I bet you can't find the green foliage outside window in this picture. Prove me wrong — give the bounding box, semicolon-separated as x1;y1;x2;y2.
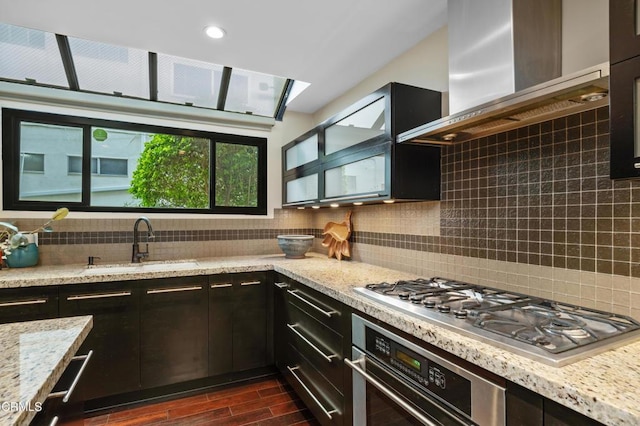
130;135;259;209
130;134;210;208
215;142;258;207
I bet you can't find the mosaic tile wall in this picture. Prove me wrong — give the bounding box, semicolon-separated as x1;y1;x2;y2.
440;106;640;278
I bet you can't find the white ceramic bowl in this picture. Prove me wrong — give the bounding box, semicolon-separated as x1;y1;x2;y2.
277;235;314;259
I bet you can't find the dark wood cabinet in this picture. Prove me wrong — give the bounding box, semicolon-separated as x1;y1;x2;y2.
609;0;640;179
609;0;640;65
0;285;58;324
209;272;271;375
58;282;140;401
209;274;234;375
274;274;351;426
282;82;441;208
506;382;603;426
140;276;209;388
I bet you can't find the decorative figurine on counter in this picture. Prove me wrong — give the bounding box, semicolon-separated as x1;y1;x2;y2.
322;210;352;260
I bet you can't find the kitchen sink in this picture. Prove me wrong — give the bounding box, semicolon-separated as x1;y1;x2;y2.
81;260;200;275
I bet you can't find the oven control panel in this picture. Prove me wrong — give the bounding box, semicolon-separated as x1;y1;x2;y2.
366;327;472;415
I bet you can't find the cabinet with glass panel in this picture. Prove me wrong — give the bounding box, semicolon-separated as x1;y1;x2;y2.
609;0;640;178
282;83;441;207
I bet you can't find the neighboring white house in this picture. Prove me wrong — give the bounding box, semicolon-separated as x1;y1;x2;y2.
20;122;151;206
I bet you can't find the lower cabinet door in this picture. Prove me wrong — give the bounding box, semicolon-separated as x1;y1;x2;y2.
233;273;269;371
209;272;270;375
209;275;234;375
140;276;208;388
59;282;140;400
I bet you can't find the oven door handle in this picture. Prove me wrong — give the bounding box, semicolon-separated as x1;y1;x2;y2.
345;356;440;426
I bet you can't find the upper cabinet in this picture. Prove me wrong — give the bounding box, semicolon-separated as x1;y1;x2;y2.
610;0;640;178
282;83;442;208
609;0;640;64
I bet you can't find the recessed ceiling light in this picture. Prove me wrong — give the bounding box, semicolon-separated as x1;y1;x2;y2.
204;26;226;39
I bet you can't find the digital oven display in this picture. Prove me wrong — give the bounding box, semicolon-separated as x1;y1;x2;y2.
396;349;421;371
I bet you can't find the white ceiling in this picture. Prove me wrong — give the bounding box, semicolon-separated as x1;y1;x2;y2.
0;0;447;114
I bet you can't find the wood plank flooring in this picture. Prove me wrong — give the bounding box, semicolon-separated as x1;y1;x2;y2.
72;376;320;426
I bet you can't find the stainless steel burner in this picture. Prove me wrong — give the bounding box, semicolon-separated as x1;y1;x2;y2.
354;277;640;366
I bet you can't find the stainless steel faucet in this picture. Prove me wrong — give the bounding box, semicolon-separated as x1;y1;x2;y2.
132;216;154;263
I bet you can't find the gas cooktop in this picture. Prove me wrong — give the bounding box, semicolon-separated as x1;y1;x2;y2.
354;277;640;366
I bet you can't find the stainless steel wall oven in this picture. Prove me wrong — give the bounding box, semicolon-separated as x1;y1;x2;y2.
346;314;505;425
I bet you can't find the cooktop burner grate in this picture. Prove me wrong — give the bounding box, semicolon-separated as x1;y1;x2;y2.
355;277;640;365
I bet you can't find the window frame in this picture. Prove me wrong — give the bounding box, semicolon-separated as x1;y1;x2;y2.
2;108;267;215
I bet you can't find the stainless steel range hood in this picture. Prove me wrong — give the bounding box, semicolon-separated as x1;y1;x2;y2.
397;0;609;145
397;62;609;144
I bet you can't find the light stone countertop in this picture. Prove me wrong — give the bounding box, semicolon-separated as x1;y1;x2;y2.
0;316;93;426
0;253;638;425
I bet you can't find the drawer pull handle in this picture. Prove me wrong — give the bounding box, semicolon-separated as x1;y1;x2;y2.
287;323;338;363
0;298;47;308
287;289;337;318
287;366;338;420
48;350;93;403
345;356;438;426
240;280;261;286
147;286;202;294
274;282;289;289
210;283;233;289
67;291;131;301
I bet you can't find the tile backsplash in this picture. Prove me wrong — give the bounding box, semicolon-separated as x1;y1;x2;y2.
5;106;640;319
309;106;640;320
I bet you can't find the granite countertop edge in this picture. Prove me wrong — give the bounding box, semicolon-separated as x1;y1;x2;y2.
0;316;93;426
0;253;637;425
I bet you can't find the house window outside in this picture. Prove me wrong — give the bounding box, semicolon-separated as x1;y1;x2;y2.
68;156;128;176
21;153;45;173
3;109;267;214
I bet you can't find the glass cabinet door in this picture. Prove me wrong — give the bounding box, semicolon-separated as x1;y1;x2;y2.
285;133;318;171
324;97;386;156
323;154;386;200
285;173;318;204
610;56;640;179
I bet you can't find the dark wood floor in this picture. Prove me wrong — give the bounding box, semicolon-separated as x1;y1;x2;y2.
73;376;319;426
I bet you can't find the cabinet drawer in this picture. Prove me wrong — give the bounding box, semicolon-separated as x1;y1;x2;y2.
284;282;344;332
0;286;58;324
288;303;344;389
286;345;344;426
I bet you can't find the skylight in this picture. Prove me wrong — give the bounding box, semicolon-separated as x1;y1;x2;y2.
0;22;305;120
0;23;68;88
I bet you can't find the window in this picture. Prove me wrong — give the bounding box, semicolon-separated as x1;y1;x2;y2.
0;22;303;120
21;153;45;173
68;156;128;176
2;109;267;214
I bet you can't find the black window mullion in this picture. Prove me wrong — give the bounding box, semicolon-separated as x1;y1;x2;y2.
274;79;293;121
216;67;232;110
82;125;92;206
55;35;80;91
149;52;158;101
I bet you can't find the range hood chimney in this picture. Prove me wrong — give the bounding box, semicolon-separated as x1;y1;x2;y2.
398;0;609;144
